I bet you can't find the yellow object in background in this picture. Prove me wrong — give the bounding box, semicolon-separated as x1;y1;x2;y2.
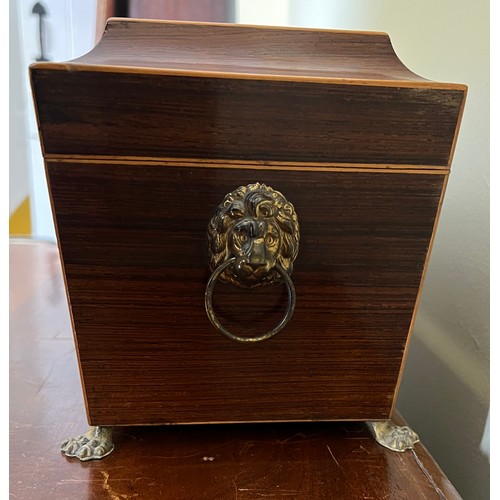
9;196;32;236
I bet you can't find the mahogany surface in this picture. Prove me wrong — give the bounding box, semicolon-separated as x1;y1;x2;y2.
30;20;466;165
29;19;466;429
10;240;462;499
48;19;433;80
45;161;444;425
31;69;464;165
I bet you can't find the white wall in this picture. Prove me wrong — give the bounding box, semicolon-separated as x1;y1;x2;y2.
10;0;33;219
14;0;98;240
238;0;289;26
238;1;489;498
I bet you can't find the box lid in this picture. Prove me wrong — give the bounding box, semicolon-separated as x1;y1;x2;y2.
30;19;467;166
45;19;433;83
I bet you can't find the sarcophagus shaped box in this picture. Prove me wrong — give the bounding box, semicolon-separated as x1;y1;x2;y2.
30;19;466;435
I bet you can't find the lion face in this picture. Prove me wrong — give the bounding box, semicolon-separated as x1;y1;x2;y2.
208;183;299;288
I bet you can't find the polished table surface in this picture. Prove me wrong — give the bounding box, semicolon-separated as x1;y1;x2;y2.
10;239;461;499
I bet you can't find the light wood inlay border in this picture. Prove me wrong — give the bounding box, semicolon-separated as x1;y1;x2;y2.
32;62;468;90
46;156;450;175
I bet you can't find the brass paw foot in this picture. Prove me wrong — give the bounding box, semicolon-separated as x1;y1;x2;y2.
61;426;114;461
367;420;419;452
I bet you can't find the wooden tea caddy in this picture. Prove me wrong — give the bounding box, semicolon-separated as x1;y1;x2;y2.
30;19;466;461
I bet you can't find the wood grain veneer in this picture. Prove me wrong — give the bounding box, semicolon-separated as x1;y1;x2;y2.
42;18;437;82
46;161;444;425
30;19;466;166
32;70;464;165
10;239;463;499
30;19;466;427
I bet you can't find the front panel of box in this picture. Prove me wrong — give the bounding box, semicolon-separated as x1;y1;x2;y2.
46;160;444;426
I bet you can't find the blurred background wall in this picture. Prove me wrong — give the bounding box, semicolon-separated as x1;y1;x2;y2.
10;0;98;240
10;1;489;497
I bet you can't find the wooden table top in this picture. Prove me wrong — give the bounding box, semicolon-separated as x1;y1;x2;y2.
10;239;461;499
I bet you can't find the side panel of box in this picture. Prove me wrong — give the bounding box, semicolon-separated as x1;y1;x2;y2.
45;160;444;425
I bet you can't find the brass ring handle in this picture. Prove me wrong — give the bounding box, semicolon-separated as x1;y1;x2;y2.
205;257;296;343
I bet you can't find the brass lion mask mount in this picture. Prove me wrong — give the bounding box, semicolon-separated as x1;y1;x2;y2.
205;183;299;343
